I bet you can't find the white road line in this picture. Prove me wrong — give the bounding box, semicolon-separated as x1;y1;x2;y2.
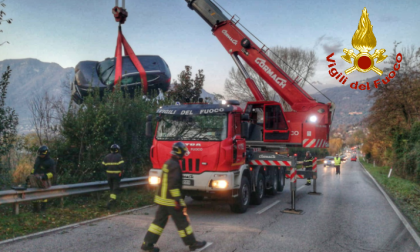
360;162;420;248
297;185;306;191
256;200;280;214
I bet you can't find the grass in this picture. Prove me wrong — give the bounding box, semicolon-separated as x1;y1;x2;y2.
0;187;155;241
360;159;420;233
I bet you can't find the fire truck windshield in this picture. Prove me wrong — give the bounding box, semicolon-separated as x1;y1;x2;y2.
156;114;228;141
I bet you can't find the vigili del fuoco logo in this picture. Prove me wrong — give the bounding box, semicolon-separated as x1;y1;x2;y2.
326;7;403;90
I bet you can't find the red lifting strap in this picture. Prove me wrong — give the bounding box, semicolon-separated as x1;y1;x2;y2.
114;27;148;94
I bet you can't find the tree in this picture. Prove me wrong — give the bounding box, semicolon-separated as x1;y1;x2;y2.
0;66;18;175
224;46;317;110
0;0;13;45
168;66;204;103
361;42;420;179
28;91;65;146
328;138;343;156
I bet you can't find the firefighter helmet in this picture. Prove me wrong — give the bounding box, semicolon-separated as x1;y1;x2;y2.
38;145;49;156
110;144;120;153
171;142;189;158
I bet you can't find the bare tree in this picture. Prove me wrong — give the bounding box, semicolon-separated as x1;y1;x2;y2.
28;91;65;146
0;0;13;44
224;46;317;110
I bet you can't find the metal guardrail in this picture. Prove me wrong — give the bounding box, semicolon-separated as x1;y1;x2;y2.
0;177;148;215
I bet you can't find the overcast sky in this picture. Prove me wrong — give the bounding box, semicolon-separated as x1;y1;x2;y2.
1;0;419;97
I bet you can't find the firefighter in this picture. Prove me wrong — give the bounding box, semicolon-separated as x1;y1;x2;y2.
141;142;208;252
102;144;124;209
29;145;55;213
334;153;341;175
303;151;314;186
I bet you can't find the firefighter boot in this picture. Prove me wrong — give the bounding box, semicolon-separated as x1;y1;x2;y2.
32;202;40;213
40;202;47;212
305;179;311;186
189;241;209;251
140;242;160;252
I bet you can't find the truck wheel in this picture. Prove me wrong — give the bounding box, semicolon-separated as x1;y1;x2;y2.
230;176;250;213
267;169;278;195
277;167;286;192
191;196;204;201
251;173;264;205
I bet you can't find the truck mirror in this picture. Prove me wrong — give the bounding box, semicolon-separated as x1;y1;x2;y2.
146;114;153;137
241;121;249;138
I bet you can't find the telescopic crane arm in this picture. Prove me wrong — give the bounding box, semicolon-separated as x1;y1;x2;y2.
186;0;332;126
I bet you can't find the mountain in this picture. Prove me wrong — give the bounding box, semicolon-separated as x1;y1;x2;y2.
311;77;379;129
0;59;74;133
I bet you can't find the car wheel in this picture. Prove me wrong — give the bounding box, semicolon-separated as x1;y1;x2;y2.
230;176;250;213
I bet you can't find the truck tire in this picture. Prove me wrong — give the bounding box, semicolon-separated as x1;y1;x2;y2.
191;196;204;201
277;167;286;192
251;173;264;205
267;168;278;195
230;176;250;213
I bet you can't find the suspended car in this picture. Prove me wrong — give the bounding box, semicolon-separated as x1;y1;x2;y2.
71;55;171;104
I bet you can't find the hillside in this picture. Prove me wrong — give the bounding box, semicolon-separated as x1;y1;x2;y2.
0;59;74;132
311;78;378;129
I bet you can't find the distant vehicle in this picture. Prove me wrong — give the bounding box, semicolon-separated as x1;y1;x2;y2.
351;156;357;162
340;155;347;162
323;156;335;167
71;55;171;104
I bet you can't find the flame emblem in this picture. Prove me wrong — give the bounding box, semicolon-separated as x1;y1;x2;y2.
341;8;387;75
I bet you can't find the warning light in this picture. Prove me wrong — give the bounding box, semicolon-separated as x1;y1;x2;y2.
294;153;297;156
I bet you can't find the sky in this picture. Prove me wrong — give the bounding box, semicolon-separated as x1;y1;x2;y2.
1;0;419;97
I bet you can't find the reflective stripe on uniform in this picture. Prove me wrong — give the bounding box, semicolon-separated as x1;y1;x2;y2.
170;189;181;198
178;230;186;237
110;194;117;199
185;225;193;235
148;224;163;235
46;172;53;179
154;195;186;207
102;161;124;166
106;170;122;174
161;165;168;199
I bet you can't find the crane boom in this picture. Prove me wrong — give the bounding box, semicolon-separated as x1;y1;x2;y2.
186;0;332;113
186;0;333;147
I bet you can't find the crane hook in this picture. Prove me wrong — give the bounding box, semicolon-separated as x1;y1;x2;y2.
112;0;128;24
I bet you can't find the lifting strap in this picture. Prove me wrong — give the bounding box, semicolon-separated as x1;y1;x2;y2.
112;4;148;94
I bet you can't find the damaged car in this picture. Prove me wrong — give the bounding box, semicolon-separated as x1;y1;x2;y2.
71;55;171;104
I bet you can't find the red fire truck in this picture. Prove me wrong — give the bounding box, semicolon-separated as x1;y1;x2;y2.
147;0;333;213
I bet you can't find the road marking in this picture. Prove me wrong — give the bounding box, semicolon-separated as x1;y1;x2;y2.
256;200;280;214
360;162;420;248
297;185;306;191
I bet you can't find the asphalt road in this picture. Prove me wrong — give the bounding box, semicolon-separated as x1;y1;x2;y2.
1;158;419;252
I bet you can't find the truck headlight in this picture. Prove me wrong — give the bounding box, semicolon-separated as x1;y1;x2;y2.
212;180;228;189
324;160;327;164
309;115;317;123
149;176;161;185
